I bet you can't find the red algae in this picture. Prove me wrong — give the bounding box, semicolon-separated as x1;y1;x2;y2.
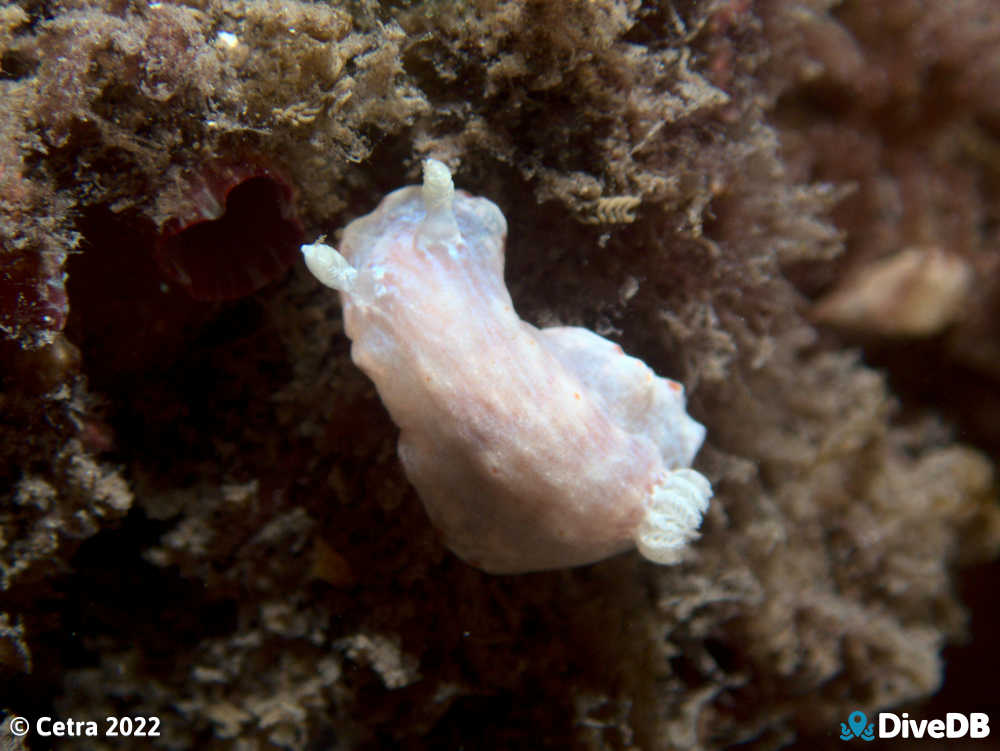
154;162;303;301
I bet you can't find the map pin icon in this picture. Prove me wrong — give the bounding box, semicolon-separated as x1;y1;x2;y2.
848;711;867;737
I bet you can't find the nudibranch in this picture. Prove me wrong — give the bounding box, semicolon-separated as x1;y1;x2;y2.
302;160;712;574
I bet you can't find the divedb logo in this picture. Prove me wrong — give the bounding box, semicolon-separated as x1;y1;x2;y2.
840;710;991;741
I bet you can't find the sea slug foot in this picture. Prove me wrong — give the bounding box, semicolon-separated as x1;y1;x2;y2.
636;468;713;565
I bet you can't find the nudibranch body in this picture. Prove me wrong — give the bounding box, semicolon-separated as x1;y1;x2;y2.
302;160;712;574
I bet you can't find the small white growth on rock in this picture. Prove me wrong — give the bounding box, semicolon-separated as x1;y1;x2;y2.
215;30;239;49
302;159;712;573
338;632;419;689
813;246;973;337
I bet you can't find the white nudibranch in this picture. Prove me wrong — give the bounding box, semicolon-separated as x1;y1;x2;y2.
302;159;712;574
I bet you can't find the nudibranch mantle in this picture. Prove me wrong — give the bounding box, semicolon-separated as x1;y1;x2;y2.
302;160;712;574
